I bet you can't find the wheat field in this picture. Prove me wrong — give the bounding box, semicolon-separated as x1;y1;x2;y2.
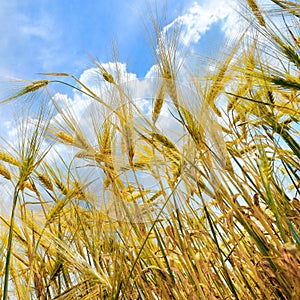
0;1;299;299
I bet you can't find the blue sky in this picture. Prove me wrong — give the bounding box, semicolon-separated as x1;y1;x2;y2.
0;0;181;79
0;0;238;82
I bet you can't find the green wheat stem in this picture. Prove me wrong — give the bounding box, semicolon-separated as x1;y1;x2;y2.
3;186;20;300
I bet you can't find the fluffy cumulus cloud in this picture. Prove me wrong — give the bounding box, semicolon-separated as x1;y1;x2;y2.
49;61;194;161
164;0;240;47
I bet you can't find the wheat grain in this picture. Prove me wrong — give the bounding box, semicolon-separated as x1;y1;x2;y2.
0;163;11;180
164;72;178;106
21;181;36;192
247;0;266;27
123;123;134;164
4;80;50;104
93;59;115;84
37;173;54;191
55;179;70;196
291;198;300;212
24;80;50;93
147;190;163;203
151;133;176;150
102;72;115;84
152;83;165;124
0;152;20;167
57;131;74;144
46;200;66;222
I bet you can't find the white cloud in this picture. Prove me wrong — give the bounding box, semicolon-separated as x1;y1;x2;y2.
49;63;141;151
145;64;159;79
51;62;189;150
20;15;57;41
79;63;137;86
163;0;241;47
53;92;74;107
78;62;138;98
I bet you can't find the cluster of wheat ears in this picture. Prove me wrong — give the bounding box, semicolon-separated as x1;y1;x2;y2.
0;0;299;299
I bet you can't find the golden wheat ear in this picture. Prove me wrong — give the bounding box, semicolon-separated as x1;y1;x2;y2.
0;151;20;167
0;163;12;180
37;172;54;191
0;80;50;105
152;82;165;124
246;0;266;27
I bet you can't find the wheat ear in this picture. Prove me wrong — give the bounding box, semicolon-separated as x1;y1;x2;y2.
0;163;11;180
